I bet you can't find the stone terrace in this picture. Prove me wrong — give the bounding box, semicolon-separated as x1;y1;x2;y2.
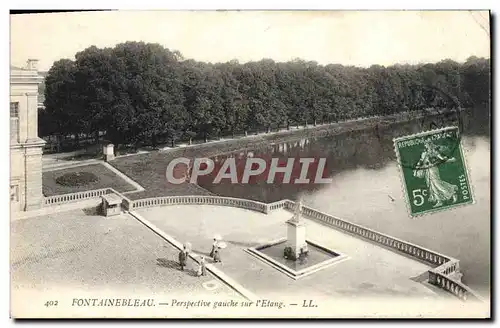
135;205;455;301
11;209;240;300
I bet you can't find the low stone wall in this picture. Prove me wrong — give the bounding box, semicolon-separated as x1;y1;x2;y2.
428;267;482;302
44;188;109;206
43;187;133;211
266;199;289;212
279;200;484;302
129;195;268;214
292;201;451;266
40;192;484;302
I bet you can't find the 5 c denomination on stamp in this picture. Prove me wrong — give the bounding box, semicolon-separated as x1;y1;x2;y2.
394;126;474;217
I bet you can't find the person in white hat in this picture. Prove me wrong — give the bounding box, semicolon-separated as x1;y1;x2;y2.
210;238;218;259
197;256;207;277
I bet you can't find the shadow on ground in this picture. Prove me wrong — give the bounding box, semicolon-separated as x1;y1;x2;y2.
410;271;429;283
226;240;260;248
156;258;179;269
191;250;212;258
83;206;101;216
156;258;199;277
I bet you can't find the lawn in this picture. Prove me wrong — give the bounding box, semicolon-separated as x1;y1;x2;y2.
110;150;215;200
109;138;274;200
42;163;137;196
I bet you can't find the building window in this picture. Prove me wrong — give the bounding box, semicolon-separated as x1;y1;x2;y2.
10;185;19;202
10;102;19;118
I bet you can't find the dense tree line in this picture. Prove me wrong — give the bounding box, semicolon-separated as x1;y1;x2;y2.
40;41;490;149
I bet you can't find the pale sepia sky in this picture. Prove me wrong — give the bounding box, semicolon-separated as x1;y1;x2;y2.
10;10;490;71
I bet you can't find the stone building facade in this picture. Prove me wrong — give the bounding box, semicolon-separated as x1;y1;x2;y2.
10;59;45;212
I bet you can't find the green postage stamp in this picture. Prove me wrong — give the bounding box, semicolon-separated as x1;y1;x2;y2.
394;126;474;216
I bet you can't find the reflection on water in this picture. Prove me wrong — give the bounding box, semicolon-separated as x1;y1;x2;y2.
200;111;491;297
303;137;490;297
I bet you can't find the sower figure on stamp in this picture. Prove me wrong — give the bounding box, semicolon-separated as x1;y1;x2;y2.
413;139;458;208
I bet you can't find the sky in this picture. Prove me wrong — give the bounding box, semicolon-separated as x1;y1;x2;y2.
10;10;490;72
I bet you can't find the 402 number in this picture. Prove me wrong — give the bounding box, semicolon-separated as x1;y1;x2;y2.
44;301;58;307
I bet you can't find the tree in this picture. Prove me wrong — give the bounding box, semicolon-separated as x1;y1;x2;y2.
43;43;490;152
74;46;115;142
111;42;185;147
43;59;81;149
462;57;490;107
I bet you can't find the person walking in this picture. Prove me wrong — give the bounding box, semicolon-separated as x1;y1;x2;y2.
213;248;222;263
209;238;218;259
197;256;207;277
178;246;188;271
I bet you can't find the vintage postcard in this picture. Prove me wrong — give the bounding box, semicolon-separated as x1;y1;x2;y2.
9;10;491;319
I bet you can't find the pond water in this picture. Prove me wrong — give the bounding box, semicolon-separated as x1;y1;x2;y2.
199;110;491;297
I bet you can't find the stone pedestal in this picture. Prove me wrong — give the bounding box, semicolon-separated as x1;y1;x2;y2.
103;144;115;162
24;143;44;211
101;194;122;217
285;219;308;259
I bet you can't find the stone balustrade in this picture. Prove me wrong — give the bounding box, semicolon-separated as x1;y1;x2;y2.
266;199;290;211
106;189;132;210
42;192;484;302
428;258;483;302
44;187;132;210
280;200;484;303
428;268;483;302
129;196;268;213
44;188;109;205
293;202;450;266
434;258;460;276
